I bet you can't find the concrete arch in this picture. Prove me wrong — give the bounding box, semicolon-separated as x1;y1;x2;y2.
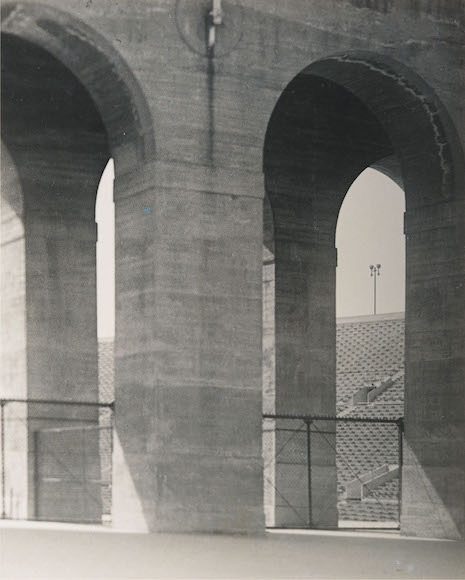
265;52;464;210
263;52;465;538
1;1;155;172
0;5;157;522
371;155;404;190
306;53;463;203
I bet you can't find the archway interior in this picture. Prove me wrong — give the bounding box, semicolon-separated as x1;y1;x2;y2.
264;71;395;420
1;33;111;401
262;167;407;529
1;32;111;522
263;166;406;412
2;5;160;529
262;70;396;528
335;167;406;527
262;55;464;535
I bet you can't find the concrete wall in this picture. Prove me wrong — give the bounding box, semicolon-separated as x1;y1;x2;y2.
112;163;265;531
1;0;464;538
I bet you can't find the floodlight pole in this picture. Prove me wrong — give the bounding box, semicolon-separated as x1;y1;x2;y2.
369;264;381;315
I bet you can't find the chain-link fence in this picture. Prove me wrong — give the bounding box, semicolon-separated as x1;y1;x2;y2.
0;399;113;524
1;401;401;528
263;414;403;529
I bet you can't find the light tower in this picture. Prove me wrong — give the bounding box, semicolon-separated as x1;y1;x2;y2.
369;264;381;315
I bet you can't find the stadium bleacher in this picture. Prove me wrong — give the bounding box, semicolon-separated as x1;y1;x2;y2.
336;313;404;524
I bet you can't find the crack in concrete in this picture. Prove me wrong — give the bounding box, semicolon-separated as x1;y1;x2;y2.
329;55;452;196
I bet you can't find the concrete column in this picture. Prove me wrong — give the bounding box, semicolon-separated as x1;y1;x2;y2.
274;238;337;415
26;210;101;521
1;146;26;400
272;215;338;528
1;145;28;518
402;200;465;539
24;210;98;403
113;161;265;532
21;164;102;522
1;145;104;521
262;221;275;526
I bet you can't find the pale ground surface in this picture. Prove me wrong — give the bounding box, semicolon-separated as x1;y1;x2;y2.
1;522;464;580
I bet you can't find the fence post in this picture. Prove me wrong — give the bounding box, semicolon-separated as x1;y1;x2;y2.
33;429;40;521
306;419;312;528
1;400;5;519
397;417;404;526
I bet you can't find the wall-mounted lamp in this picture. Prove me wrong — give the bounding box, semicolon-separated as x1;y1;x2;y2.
207;0;223;52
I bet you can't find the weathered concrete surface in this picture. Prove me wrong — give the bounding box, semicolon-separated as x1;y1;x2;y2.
112;162;265;531
1;146;28;519
2;33;107;403
1;0;464;537
271;226;338;528
1;33;107;520
1;145;26;401
403;201;465;539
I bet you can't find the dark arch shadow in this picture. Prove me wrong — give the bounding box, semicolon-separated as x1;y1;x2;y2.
1;2;155;172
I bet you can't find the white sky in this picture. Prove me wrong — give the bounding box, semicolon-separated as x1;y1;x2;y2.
336;168;405;318
95;159;115;339
95;162;405;338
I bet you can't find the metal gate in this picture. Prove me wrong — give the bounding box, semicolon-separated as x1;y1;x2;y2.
35;425;101;523
0;399;113;524
263;414;403;530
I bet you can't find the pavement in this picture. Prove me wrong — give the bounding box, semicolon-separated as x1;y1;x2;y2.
1;522;464;579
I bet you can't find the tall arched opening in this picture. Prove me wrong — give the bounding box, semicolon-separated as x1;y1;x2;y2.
336;166;405;318
263;53;465;539
335;167;406;528
1;3;153;522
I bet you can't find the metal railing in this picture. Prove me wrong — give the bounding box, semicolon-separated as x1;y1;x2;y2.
0;398;114;524
263;413;403;530
0;401;403;528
